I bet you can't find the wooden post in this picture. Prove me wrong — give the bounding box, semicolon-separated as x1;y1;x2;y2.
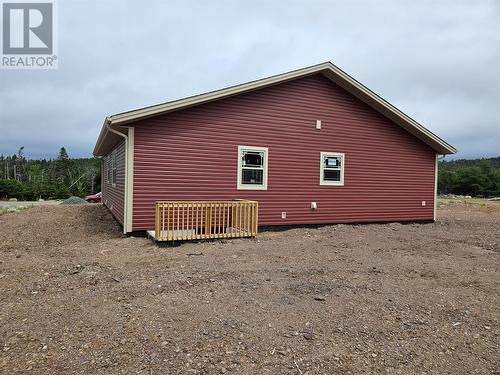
155;203;160;240
255;202;259;236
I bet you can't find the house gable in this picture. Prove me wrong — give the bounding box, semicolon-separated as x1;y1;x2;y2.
93;61;456;156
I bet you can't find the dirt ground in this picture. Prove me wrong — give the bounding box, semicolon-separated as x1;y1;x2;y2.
0;202;498;374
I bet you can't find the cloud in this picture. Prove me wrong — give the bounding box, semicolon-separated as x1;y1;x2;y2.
0;0;498;159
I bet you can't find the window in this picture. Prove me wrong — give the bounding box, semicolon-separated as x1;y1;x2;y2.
111;150;117;186
104;158;109;184
237;145;268;190
320;152;344;186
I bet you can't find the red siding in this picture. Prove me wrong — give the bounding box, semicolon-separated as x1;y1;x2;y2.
132;74;436;231
102;140;126;226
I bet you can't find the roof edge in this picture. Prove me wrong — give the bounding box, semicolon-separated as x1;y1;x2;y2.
93;61;456;155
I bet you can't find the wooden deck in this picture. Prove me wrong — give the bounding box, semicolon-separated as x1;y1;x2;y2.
152;200;258;241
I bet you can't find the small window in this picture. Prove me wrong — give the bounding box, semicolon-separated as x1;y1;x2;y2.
237;146;268;190
111;150;117;186
105;156;110;184
320;152;344;186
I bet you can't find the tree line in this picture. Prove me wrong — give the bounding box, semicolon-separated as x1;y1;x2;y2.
438;157;500;197
0;147;101;200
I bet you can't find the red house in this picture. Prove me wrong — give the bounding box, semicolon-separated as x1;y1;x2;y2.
93;62;456;240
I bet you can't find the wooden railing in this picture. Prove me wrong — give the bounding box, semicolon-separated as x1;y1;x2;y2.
154;200;258;241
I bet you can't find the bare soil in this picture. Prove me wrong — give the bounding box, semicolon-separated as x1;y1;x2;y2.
0;202;499;374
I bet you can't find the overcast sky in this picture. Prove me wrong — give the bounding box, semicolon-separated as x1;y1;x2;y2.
0;0;499;160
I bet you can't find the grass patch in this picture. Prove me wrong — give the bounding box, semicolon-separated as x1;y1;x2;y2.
437;197;499;211
0;204;34;216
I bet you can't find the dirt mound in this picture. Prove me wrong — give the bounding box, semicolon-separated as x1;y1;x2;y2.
0;205;121;256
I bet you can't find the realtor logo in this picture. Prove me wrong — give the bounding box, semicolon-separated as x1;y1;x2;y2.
1;0;57;69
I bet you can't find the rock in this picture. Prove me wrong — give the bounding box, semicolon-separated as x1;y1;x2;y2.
313;296;326;301
303;332;314;340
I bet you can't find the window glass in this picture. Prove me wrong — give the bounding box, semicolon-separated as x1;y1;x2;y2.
323;169;340;181
242;169;263;184
325;156;341;168
243;151;263;167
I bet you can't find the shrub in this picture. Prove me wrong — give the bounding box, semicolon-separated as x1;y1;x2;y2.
0;179;23;199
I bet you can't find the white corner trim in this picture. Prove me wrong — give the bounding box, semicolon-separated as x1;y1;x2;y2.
126;127;134;232
237;145;268;190
434;153;438;221
320;152;345;186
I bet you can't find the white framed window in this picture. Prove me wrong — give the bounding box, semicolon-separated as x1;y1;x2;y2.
320;152;345;186
111;150;117;186
104;159;108;184
237;145;268;190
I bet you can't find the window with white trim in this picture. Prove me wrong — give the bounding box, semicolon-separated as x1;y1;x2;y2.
111;150;117;186
320;152;344;186
105;156;110;184
237;146;268;190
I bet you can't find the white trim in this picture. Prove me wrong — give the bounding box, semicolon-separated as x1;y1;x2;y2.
126;127;134;232
94;61;456;156
237;145;268;190
320;152;345;186
434;153;438;221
